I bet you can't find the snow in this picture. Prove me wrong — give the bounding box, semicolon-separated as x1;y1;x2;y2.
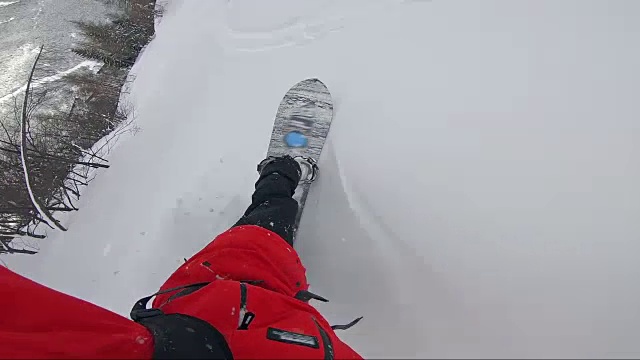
0;17;15;25
0;1;19;8
4;0;640;358
0;60;101;104
102;244;111;257
0;43;40;102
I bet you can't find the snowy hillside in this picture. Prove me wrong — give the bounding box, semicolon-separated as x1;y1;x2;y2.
5;0;640;357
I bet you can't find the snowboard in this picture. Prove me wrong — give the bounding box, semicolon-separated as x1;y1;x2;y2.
266;78;334;240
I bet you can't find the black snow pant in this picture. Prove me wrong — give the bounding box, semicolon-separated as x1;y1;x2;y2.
234;156;301;246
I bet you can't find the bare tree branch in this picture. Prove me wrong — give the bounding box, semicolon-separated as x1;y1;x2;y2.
19;46;67;232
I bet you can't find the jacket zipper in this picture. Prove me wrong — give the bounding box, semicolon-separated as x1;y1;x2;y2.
313;318;334;360
237;283;255;330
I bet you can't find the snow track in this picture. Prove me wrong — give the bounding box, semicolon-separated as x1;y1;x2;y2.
5;0;640;358
222;0;397;53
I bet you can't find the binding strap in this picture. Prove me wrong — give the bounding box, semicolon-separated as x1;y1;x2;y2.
331;316;364;331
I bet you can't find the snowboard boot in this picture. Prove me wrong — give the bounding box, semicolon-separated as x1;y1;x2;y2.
257;155;318;186
256;155;300;192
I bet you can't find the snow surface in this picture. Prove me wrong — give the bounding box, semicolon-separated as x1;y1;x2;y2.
0;1;20;8
0;60;101;104
5;0;640;358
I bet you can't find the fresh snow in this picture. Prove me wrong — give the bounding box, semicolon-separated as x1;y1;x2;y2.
0;17;16;25
4;0;640;358
0;1;19;8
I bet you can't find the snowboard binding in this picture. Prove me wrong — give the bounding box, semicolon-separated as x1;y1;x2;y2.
295;156;318;183
257;155;318;184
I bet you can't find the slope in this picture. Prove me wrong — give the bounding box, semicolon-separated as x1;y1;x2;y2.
6;0;640;357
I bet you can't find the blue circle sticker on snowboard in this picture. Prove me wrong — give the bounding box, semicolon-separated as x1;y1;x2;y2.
285;131;308;148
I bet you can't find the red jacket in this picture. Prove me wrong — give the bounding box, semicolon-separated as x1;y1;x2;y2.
0;225;362;359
